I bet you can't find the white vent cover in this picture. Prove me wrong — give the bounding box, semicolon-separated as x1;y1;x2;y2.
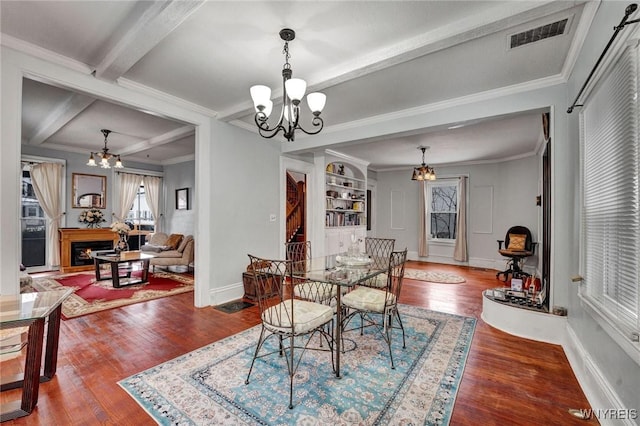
510;18;568;48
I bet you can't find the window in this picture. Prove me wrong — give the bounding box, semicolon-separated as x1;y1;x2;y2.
580;44;640;348
427;179;457;240
127;183;155;249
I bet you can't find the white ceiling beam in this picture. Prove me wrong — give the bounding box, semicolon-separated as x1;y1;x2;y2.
94;0;206;81
27;94;95;145
116;125;194;156
217;0;580;122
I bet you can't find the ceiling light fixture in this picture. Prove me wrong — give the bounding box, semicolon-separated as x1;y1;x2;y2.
250;28;326;142
87;129;123;169
411;146;436;181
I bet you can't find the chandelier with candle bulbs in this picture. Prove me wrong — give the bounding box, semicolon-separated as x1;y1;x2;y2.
411;146;436;181
250;28;326;142
87;129;123;169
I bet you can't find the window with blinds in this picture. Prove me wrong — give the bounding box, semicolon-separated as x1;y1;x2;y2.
580;44;640;343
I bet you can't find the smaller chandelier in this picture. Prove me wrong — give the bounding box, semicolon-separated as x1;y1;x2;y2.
87;129;123;169
411;146;436;181
250;28;326;142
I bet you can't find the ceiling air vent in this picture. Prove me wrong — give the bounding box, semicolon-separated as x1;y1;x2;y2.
510;18;568;49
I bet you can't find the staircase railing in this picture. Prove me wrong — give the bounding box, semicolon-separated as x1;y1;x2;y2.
286;173;303;242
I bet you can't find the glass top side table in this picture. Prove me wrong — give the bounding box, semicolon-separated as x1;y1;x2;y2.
1;289;72;422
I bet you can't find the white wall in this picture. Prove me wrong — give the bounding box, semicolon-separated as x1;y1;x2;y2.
204;119;282;304
163;160;195;236
374;155;540;272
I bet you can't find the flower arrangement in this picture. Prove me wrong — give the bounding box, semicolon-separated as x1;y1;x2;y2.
111;221;131;235
79;208;105;228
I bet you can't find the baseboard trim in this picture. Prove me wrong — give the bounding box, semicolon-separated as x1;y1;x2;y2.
563;325;636;426
209;281;244;306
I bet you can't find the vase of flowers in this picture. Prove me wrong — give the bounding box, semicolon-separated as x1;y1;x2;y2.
111;221;131;253
79;208;105;228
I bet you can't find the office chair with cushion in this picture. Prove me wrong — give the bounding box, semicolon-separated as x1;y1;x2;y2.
496;226;537;281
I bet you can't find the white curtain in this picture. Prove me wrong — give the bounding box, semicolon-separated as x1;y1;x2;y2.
30;163;63;266
143;176;162;232
418;181;429;257
453;176;468;262
115;173;141;223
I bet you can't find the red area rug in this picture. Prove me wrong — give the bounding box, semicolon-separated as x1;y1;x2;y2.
23;271;193;319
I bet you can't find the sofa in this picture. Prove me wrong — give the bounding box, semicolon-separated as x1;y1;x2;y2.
141;232;194;272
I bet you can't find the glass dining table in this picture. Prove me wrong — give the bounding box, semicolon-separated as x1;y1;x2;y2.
290;253;388;378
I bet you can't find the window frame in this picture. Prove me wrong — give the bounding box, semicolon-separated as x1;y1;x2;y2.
578;42;640;363
426;178;458;243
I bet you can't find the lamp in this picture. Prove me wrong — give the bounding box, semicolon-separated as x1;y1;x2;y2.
87;129;123;169
250;28;326;142
411;146;436;181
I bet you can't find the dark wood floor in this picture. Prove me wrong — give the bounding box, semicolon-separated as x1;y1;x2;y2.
1;262;597;425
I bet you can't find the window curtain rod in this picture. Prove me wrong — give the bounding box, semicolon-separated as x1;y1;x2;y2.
568;3;639;113
115;171;162;179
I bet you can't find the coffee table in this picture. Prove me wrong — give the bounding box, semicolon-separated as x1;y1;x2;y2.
91;251;155;288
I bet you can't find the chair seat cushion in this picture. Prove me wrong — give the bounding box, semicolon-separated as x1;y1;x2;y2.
294;281;337;303
263;300;333;334
342;287;396;313
499;249;533;257
363;273;388;288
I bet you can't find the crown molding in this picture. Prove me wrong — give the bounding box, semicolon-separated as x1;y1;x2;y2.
560;1;601;81
0;33;92;74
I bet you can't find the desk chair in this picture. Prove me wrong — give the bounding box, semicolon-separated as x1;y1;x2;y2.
496;226;537;281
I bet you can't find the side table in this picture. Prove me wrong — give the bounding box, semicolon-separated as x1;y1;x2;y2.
0;289;72;422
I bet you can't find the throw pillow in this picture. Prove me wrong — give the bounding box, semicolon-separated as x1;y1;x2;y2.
165;234;184;250
507;234;527;251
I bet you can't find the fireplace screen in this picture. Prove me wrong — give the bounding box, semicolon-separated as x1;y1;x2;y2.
71;241;113;266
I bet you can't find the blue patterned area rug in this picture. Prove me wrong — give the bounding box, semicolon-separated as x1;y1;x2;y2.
119;305;476;425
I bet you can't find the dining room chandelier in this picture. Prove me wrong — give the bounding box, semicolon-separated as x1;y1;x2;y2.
87;129;123;169
411;146;436;181
250;28;326;142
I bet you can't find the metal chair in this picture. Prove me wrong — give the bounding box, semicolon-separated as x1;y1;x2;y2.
245;255;336;409
340;249;408;369
361;237;395;288
285;241;337;304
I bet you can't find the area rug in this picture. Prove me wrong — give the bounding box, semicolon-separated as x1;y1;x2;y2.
404;268;466;284
119;305;476;425
23;271;193;319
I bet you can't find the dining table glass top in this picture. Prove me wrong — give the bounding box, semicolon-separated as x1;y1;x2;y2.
291;254;388;287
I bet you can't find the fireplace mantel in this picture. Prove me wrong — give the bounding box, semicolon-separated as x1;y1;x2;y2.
59;228;118;273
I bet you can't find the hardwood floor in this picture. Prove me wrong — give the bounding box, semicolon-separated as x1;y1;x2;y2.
1;262;597;425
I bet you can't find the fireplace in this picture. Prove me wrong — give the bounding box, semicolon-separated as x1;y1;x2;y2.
71;241;113;266
59;228;118;273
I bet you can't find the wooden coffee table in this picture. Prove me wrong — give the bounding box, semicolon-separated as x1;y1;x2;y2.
91;251;155;288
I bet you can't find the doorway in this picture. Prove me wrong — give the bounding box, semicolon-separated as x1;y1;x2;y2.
20;166;47;270
285;171;307;246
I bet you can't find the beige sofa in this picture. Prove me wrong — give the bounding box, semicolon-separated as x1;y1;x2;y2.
142;232;194;272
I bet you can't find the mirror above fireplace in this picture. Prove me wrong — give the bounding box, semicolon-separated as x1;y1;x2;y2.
72;173;106;209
